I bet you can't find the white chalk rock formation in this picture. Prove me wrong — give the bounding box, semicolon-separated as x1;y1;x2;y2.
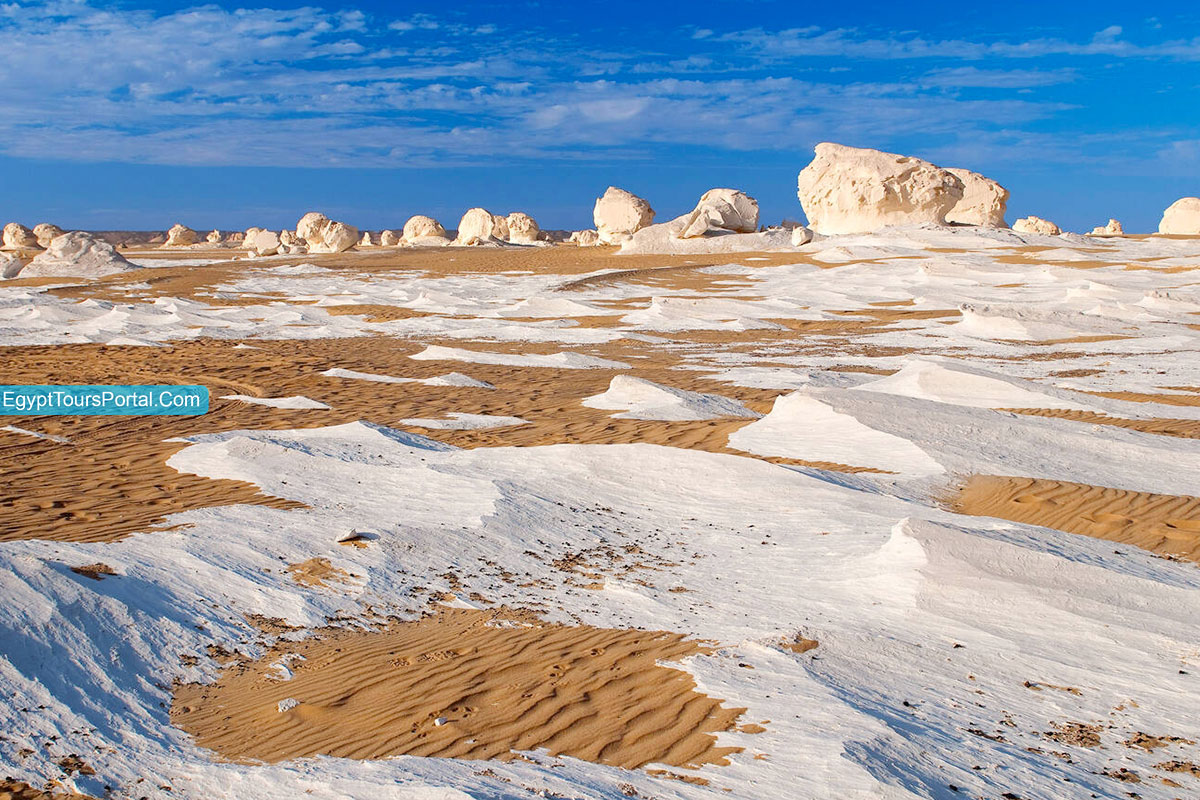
403;215;447;241
569;230;600;246
1;253;22;279
359;231;374;247
227;232;245;243
795;143;965;235
490;214;510;241
245;229;281;257
206;229;222;244
296;212;358;253
678;189;760;238
16;232;136;279
791;226;814;246
1158;198;1200;235
455;208;502;245
33;224;65;248
164;223;200;247
945;168;1009;227
593;187;655;244
243;227;263;244
1089;219;1124;236
2;223;41;251
380;229;400;246
505;212;540;244
1012;215;1061;236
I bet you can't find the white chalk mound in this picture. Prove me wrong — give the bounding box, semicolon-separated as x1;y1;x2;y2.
1;253;22;279
380;229;400;246
1158;197;1200;235
297;212;358;253
164;223;200;247
593;187;655;244
1012;215;1061;236
796;143;964;235
2;223;41;251
15;231;137;279
854;359;1101;412
583;376;759;421
33;223;65;247
402;215;448;245
944;168;1009;227
791;226;814;246
678;188;760;238
359;231;373;248
1089;219;1124;237
245;229;282;257
206;229;222;244
569;230;600;246
505;212;541;244
455;208;502;246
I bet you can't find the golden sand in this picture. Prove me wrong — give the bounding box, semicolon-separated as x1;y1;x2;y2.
172;607;746;768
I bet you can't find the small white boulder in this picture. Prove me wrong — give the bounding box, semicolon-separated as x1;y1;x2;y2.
1012;215;1062;236
245;229;282;257
403;215;448;243
296;212;358;253
569;230;600;247
380;229;400;246
1089;219;1124;237
790;226;814;246
206;229;222;244
678;189;760;238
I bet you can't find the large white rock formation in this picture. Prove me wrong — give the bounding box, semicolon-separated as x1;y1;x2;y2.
593;187;655;244
505;212;541;244
245;229;282;257
296;212;358;253
678;189;760;238
455;208;502;245
164;223;200;247
944;168;1009;227
402;215;447;241
15;232;136;278
2;223;41;251
1089;219;1124;236
33;223;65;248
569;230;600;247
1159;198;1200;235
1012;215;1061;236
795;143;965;234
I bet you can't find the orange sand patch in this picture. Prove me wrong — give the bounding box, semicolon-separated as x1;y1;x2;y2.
172;608;746;769
952;475;1200;562
286;557;356;588
1003;408;1200;440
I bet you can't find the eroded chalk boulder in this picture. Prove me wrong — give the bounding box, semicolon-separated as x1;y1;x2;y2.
296;212;358;253
206;229;222;244
16;232;136;279
1089;219;1124;237
1;253;23;278
164;223;200;247
790;226;814;246
245;229;282;257
505;212;541;244
1159;198;1200;235
678;189;760;238
1012;215;1061;236
796;143;964;234
455;208;502;246
945;168;1009;227
33;223;65;248
402;215;448;243
2;223;41;251
380;229;400;246
359;231;374;248
594;187;655;244
569;229;600;247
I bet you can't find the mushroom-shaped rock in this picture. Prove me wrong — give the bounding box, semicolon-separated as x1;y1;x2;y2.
33;224;65;248
380;229;400;246
164;223;200;247
1090;219;1124;237
455;208;501;246
17;232;136;279
569;230;600;247
593;187;655;244
245;229;281;257
1012;215;1061;236
796;143;965;235
295;212;358;253
790;226;814;246
403;215;447;241
944;168;1009;227
206;229;222;244
678;189;760;238
505;212;540;244
2;223;41;251
1159;198;1200;235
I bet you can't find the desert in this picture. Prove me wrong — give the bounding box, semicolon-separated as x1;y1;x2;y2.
1;5;1199;800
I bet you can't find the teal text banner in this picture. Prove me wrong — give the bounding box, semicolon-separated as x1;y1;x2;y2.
0;385;209;415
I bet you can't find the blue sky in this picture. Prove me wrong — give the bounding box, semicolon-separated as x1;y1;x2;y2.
1;0;1198;232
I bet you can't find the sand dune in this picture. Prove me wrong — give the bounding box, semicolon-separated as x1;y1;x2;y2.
173;607;745;768
953;474;1200;562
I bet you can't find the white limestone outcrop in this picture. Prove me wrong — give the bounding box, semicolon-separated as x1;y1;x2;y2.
1089;219;1124;236
164;223;200;247
945;168;1009;227
296;212;358;253
795;143;964;234
678;189;760;238
380;229;400;246
1158;198;1200;235
505;212;540;244
33;224;65;248
2;223;41;251
15;232;136;278
569;230;600;247
245;229;282;257
790;226;814;246
593;187;655;244
206;229;222;244
455;208;502;246
1012;215;1061;236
